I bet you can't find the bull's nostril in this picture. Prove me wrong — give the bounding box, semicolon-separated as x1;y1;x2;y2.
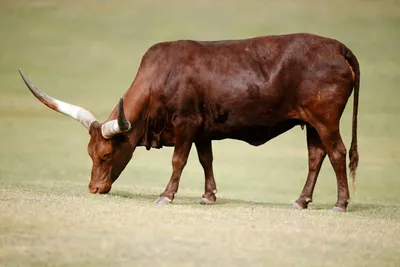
89;186;99;194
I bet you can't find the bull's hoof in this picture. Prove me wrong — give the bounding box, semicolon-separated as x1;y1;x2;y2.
154;197;172;205
196;197;215;205
292;202;307;210
332;206;347;212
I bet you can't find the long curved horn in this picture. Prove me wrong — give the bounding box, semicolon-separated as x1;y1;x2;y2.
101;98;131;139
19;68;97;129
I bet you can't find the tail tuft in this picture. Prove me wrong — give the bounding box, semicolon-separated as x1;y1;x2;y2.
349;143;359;194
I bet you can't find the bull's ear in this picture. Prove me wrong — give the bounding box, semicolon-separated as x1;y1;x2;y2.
89;121;101;135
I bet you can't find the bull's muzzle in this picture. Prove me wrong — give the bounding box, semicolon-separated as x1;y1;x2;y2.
88;182;112;194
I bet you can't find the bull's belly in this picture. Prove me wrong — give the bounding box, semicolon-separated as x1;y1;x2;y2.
204;119;302;146
157;99;300;147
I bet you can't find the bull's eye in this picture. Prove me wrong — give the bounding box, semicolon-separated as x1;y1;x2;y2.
101;153;112;161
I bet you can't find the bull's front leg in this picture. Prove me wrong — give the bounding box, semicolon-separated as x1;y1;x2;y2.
154;116;201;205
195;140;217;205
154;141;192;204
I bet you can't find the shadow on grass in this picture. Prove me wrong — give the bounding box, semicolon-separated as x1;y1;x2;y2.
110;190;288;207
109;190;400;215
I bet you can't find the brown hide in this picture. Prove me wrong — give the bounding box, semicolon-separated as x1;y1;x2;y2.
115;33;359;210
124;34;356;148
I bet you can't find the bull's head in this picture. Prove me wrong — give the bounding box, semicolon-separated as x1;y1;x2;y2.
19;69;134;194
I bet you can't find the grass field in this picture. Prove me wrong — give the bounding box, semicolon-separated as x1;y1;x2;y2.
1;0;400;266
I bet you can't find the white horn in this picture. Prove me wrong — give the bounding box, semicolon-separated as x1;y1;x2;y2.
101;98;131;139
19;68;97;129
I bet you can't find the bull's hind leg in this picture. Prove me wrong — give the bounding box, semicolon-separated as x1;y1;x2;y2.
294;125;326;209
195;140;217;205
317;125;350;211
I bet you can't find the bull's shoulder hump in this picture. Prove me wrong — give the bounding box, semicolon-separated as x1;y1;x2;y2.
141;40;204;62
143;41;173;59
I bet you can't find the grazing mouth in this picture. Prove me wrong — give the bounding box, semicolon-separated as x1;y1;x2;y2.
88;183;112;194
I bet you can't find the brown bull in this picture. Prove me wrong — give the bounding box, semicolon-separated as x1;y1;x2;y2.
19;33;359;211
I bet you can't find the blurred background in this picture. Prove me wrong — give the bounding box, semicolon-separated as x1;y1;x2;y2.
0;1;399;266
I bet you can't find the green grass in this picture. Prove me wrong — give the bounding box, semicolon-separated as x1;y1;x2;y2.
1;0;400;266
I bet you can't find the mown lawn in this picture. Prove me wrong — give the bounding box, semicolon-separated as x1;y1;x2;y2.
0;0;399;266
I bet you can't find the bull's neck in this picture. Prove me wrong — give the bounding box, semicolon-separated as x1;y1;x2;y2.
107;77;150;122
106;81;150;147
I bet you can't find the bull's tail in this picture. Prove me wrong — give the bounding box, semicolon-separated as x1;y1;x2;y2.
343;45;360;194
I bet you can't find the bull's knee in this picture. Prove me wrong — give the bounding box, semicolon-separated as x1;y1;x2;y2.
172;156;187;169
